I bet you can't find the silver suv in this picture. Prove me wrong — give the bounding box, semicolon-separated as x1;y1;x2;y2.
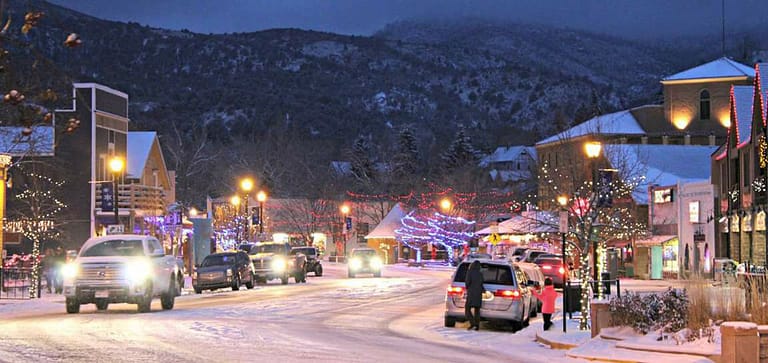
444;259;532;330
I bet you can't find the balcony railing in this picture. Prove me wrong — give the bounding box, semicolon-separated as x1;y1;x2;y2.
96;183;167;215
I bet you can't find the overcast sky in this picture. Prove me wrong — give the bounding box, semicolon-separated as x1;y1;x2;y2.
49;0;768;39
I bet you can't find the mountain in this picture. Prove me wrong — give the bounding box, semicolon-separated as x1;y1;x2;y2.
2;1;756;203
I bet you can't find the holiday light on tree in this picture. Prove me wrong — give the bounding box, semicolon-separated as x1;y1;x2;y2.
395;211;475;261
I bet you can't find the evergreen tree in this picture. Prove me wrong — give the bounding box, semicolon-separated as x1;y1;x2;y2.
441;127;478;171
392;126;419;181
349;135;375;189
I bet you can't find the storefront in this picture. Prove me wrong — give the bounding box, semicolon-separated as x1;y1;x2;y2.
634;235;677;280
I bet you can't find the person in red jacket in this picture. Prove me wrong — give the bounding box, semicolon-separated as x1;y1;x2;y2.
531;277;558;330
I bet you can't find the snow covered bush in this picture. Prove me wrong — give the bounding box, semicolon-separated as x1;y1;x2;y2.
609;287;689;334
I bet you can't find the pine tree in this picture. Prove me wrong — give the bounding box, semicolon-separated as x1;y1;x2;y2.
391;126;419;192
441;127;478;171
349;135;375;188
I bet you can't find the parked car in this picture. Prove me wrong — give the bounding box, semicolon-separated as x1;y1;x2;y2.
509;247;529;262
291;246;323;276
347;248;383;278
193;251;255;294
444;259;532;330
242;241;307;284
514;261;546;315
61;234;181;313
520;249;550;263
532;257;568;288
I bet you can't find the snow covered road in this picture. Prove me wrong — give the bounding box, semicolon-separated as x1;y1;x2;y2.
0;263;575;362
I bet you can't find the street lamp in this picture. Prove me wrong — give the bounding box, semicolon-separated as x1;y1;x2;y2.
439;198;452;212
584;141;602;291
230;195;241;242
109;156;124;225
557;194;569;333
257;190;267;234
189;207;198;218
340;204;350;258
240;177;254;241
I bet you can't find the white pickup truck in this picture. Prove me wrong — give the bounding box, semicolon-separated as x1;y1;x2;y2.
62;234;181;313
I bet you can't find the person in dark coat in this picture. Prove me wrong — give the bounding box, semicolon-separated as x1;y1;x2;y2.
464;260;484;331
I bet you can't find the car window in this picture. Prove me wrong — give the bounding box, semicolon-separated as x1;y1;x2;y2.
148;239;164;255
81;239;145;257
254;244;284;254
453;263;515;286
202;254;236;267
536;258;563;265
352;249;376;257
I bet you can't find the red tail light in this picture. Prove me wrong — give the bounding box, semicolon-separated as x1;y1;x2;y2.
494;289;521;300
447;286;464;296
559;267;566;275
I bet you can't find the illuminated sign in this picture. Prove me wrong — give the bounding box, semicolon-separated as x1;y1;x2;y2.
653;188;673;204
757;211;766;232
688;201;700;223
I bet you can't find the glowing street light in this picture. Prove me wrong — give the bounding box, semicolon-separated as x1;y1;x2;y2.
256;190;267;234
239;177;254;240
584;141;602;159
109;156;124;225
189;207;198;217
439;198;452;212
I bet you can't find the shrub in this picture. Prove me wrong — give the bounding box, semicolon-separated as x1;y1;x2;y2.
609;287;689;334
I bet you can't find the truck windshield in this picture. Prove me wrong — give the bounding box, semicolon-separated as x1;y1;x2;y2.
254;244;284;254
81;239;145;257
201;254;236;267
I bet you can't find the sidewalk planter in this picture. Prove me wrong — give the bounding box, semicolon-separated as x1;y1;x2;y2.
591;300;612;338
721;322;758;363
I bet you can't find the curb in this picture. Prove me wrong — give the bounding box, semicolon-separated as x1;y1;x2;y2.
534;331;580;350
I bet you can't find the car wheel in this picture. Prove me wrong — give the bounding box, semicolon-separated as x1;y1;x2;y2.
95;299;109;311
530;302;537;318
194;287;202;294
65;297;80;314
444;316;456;328
176;275;184;296
509;319;522;331
348;271;355;278
161;278;176;310
245;273;255;289
315;265;323;277
281;275;289;285
231;275;240;291
137;282;153;313
257;277;267;284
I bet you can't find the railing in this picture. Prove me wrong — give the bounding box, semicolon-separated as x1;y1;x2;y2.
0;267;36;300
97;183;167;214
563;278;622;316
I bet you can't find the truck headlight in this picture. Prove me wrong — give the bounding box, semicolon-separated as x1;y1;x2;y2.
226;269;233;277
61;263;79;280
271;258;287;273
370;257;383;270
125;259;152;284
350;258;362;270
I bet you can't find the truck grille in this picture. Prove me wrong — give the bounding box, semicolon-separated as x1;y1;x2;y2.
253;260;267;269
77;264;124;282
199;272;224;282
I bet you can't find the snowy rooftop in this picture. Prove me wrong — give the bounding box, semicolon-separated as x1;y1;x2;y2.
605;144;717;204
126;131;157;178
536;108;646;145
479;146;536;166
365;203;407;239
0;126;54;156
476;211;558;235
732;85;754;145
662;57;754;82
489;169;532;183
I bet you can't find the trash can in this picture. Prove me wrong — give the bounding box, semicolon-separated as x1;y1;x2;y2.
564;282;581;313
601;272;611;295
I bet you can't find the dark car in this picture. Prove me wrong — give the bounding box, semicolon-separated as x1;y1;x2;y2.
193;251;255;293
521;250;550;263
348;248;383;278
242;241;307;284
532;257;568;288
291;246;323;276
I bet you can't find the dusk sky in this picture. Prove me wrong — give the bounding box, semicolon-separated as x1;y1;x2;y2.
50;0;768;39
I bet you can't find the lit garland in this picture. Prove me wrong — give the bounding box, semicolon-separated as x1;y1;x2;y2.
754;179;766;194
759;135;768;169
395;210;475;261
9;172;66;298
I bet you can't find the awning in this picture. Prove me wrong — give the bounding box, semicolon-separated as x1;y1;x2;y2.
634;235;677;247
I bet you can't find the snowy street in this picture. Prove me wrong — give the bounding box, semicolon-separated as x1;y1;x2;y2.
0;263;581;363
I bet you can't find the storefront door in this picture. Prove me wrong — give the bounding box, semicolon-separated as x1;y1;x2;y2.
650;245;663;280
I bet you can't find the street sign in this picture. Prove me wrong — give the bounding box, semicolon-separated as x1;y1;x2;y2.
106;224;124;235
489;233;501;245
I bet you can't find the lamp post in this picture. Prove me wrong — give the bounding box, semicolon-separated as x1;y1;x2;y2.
240;178;253;241
557;194;569;333
109;156;124;226
584;141;602;285
230;195;241;243
257;190;267;235
340;204;350;258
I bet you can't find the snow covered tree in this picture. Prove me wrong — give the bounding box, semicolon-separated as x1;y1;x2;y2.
441;127;479;171
395;210;475;261
392;126;419;178
349;135;376;191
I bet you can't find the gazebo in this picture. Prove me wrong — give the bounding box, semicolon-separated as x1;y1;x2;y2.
364;203;407;264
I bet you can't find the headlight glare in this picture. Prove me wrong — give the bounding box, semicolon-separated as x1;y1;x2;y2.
226;269;233;277
350;258;362;270
370;257;383;269
271;258;287;272
125;259;152;284
61;263;79;279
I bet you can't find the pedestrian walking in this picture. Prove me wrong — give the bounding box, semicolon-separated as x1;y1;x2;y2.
532;277;558;331
464;260;484;331
52;247;66;294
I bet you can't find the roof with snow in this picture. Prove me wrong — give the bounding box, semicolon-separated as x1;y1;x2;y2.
536;108;647;145
604;144;717;205
476;211;558;235
0;126;54;156
127;131;157;178
489;169;532;183
732;85;754;145
365;203;407;239
662;57;754;83
480;146;537;166
330;160;390;176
